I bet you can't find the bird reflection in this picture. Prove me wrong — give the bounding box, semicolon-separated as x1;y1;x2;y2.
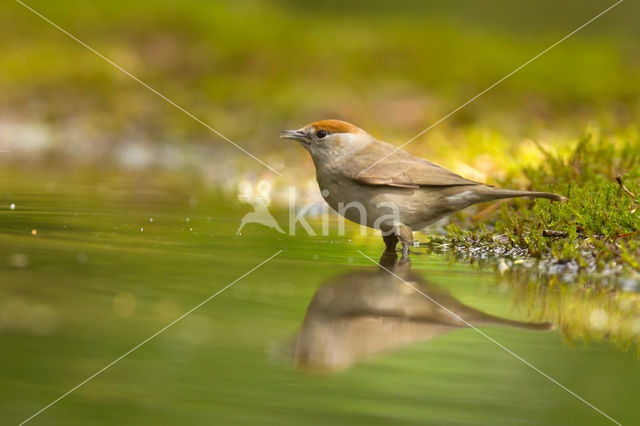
291;252;554;373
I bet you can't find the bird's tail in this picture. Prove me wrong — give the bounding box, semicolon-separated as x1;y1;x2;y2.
475;315;556;331
478;187;567;202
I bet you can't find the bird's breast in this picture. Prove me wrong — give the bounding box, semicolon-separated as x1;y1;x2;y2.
316;171;348;209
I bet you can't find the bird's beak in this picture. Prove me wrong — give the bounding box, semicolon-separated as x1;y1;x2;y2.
280;129;309;143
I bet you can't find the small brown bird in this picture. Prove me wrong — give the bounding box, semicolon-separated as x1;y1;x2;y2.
281;119;566;257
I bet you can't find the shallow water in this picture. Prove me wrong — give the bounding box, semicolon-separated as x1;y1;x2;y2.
1;171;639;425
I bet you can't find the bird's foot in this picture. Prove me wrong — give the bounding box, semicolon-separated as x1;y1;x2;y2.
398;251;411;267
400;242;410;259
394;223;413;260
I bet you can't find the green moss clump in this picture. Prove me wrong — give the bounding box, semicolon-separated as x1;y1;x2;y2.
441;134;640;275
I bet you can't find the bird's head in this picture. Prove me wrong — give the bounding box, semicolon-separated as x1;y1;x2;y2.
280;119;371;162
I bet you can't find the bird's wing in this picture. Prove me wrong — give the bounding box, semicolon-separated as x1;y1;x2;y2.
342;141;484;188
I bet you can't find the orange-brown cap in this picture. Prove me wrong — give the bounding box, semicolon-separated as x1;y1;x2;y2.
302;119;364;135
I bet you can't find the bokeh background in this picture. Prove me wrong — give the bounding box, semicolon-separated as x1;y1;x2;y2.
1;0;638;200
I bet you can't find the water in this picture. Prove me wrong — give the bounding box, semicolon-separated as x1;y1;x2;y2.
1;171;639;425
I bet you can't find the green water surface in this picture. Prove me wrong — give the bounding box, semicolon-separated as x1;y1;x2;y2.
1;171;638;426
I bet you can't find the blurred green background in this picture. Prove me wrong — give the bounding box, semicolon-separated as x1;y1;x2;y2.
1;0;638;190
2;1;640;425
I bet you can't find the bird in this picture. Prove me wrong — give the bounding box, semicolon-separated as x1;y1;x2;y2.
281;119;566;258
289;251;553;373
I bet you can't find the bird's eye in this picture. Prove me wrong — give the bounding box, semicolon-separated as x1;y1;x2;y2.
316;129;328;139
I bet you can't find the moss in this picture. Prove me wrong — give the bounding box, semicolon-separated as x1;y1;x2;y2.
432;134;640;277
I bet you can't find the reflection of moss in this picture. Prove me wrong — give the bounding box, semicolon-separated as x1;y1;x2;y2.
507;269;640;357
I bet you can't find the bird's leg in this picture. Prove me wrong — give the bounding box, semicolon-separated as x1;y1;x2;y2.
378;249;398;270
395;224;413;260
382;233;399;253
